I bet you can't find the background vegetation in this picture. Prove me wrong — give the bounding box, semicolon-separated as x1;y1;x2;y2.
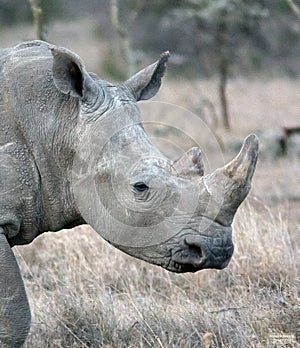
0;0;299;347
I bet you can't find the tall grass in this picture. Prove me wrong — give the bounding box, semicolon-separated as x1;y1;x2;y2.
14;200;299;347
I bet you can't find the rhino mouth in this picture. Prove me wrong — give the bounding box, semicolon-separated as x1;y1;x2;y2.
166;222;234;273
170;237;206;273
168;242;233;273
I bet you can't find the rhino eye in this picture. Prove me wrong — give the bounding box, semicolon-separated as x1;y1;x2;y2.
133;182;149;192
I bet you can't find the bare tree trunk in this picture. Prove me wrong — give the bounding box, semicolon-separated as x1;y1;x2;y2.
109;0;133;79
28;0;46;41
285;0;300;19
218;56;230;129
216;13;230;130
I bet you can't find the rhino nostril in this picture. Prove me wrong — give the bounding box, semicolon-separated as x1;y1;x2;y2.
171;237;207;269
183;238;205;267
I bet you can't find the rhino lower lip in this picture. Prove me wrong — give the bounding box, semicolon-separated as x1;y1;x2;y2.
171;259;207;273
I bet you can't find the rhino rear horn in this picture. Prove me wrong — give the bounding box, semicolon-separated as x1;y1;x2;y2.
124;51;170;101
173;147;205;177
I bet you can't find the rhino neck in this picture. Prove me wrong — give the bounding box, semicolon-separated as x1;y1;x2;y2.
44;118;86;231
23;97;85;233
34;157;85;232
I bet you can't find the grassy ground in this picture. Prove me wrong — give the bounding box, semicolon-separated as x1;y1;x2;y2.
2;20;299;348
16;200;299;347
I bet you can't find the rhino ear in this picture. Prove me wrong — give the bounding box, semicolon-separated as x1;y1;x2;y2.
124;51;170;101
51;46;98;99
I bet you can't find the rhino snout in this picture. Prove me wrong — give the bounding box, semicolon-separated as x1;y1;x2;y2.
171;237;206;271
169;227;234;273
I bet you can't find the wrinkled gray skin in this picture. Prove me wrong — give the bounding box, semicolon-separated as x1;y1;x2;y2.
0;40;259;347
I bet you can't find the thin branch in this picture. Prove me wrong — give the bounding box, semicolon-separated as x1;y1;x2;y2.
109;0;133;77
209;306;247;314
285;0;300;19
28;0;46;41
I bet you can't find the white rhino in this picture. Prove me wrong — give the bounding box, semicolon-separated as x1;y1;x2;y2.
0;41;258;347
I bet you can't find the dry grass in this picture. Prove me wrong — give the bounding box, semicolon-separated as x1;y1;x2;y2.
15;200;299;348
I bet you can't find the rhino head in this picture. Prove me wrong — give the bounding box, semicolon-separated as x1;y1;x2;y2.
51;46;259;273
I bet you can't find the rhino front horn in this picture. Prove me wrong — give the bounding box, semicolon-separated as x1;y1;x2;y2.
224;133;259;183
201;134;259;227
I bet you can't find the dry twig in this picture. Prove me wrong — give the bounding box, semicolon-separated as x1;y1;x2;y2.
28;0;46;41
